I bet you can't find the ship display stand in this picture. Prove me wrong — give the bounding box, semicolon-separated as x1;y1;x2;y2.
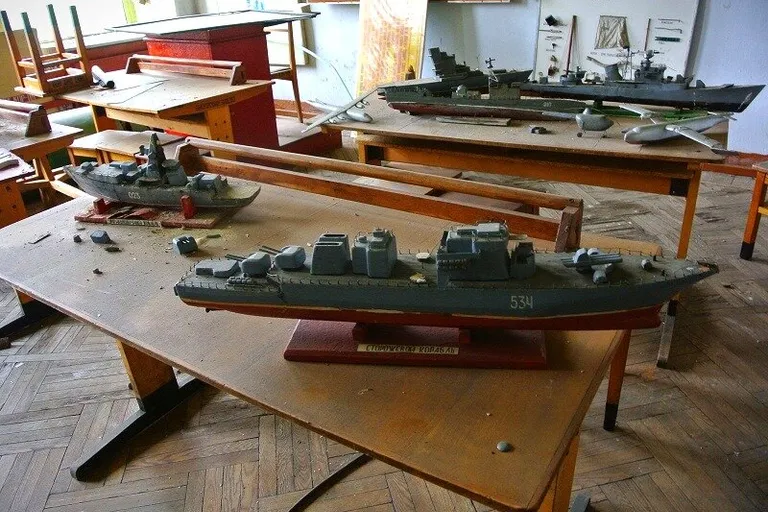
73;195;234;229
285;320;548;369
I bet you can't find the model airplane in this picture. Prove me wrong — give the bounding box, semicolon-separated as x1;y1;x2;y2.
302;90;375;133
619;104;733;154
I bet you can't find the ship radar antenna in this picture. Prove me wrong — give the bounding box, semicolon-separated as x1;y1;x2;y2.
485;57;495;69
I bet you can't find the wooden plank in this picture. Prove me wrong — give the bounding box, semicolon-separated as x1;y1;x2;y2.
362;136;689;196
125;55;246;85
101;109;210;139
184;137;581;211
258;414;277;498
177;151;567;246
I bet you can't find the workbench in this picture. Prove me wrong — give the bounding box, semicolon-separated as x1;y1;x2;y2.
58;68;271;152
0;188;631;511
324;96;727;365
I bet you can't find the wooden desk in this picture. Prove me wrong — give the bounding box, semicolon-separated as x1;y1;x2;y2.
0;118;82;202
326;97;727;260
0;189;629;511
110;10;318;148
325;97;726;366
58;69;271;152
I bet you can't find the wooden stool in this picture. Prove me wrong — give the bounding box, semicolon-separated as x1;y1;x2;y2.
741;161;768;260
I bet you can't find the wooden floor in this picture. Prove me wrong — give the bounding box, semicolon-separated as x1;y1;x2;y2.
1;159;768;511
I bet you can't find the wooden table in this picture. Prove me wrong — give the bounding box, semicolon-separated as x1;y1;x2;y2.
110;10;318;148
58;69;272;153
0;188;630;511
0;118;82;202
325;96;727;366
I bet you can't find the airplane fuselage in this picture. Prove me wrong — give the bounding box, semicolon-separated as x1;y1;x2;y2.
624;115;728;144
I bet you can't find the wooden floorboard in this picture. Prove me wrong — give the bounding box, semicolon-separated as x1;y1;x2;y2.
0;146;767;510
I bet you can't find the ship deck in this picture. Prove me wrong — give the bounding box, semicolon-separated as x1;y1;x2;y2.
178;251;708;292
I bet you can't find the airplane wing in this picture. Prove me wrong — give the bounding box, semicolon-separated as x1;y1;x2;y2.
302;89;377;133
665;124;734;154
618;104;659;123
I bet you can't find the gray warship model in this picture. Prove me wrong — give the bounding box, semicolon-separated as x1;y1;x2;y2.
377;47;532;97
175;222;717;331
521;51;764;112
64;134;260;208
384;80;592;121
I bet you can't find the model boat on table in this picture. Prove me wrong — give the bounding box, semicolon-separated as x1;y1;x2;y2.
521;51;764;113
377;47;532;97
175;222;717;331
64;133;260;209
383;82;592;121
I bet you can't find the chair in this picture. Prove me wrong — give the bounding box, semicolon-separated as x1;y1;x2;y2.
1;5;91;98
269;21;303;123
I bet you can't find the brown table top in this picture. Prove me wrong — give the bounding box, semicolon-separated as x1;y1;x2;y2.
69;130;184;155
0;188;622;510
59;71;272;119
326;96;726;163
0;120;81;157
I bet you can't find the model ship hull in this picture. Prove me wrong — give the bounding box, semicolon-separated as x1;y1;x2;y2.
379;70;533;97
521;82;765;112
385;93;588;120
65;167;260;209
175;253;717;331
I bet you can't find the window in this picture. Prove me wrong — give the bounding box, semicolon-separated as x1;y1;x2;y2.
1;0;179;44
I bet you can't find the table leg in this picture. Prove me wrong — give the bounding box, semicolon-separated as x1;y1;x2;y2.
32;158;56;205
676;169;701;260
604;329;631;431
741;170;767;260
91;105;118;132
205;106;237;161
286;453;372;511
0;178;27;228
69;339;205;480
657;299;677;368
357;140;382;165
0;290;59;338
656;170;701;367
537;432;580;512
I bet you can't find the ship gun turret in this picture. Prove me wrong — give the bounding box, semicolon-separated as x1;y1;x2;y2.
562;248;623;284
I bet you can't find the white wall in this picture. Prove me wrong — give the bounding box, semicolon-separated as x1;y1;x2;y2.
287;0;766;152
688;0;768;152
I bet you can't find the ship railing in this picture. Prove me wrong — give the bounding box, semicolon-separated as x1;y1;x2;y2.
533;248;660;257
